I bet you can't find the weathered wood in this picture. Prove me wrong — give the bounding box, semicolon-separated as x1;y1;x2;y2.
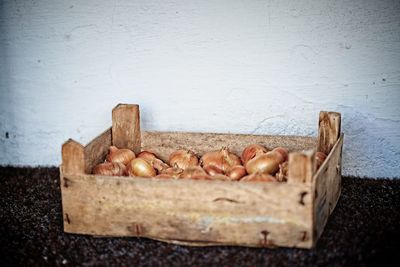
60;107;344;249
141;131;317;163
60;172;313;248
317;111;341;155
312;134;343;245
288;150;316;184
112;104;141;154
61;139;85;174
84;128;112;174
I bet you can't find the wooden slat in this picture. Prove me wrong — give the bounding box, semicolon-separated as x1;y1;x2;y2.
61;139;85;174
312;134;343;245
317;111;341;155
60;173;314;248
84;128;112;174
112;104;141;154
288;150;316;184
141;131;317;162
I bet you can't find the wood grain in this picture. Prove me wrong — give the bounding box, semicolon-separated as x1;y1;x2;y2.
317;111;341;155
288;150;316;184
60;173;313;248
61;139;85;174
141;131;316;162
112;104;141;154
312;134;343;245
84;128;112;174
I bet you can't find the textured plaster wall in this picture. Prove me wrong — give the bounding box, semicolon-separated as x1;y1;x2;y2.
1;0;399;178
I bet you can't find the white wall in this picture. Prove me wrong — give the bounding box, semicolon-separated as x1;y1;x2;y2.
1;0;399;178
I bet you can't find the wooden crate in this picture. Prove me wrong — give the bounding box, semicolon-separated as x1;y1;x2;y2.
60;104;343;248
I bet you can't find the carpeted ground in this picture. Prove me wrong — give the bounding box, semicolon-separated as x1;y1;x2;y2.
0;167;399;266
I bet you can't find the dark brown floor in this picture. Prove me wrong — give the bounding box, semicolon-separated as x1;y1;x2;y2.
0;167;399;266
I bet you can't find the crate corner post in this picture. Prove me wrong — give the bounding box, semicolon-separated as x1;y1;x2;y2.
112;103;141;154
60;138;86;233
317;111;341;155
287;150;316;184
61;139;85;174
312;111;343;246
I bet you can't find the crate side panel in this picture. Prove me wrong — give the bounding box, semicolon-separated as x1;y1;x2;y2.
141;131;316;162
84;128;112;174
61;174;313;248
313;134;343;244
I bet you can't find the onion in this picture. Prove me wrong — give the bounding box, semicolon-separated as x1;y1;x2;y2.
226;165;247;181
93;162;127;176
152;158;170;173
203;165;224;176
315;151;327;169
200;148;242;172
137;151;157;162
160;165;183;178
240;172;277;182
106;146;135;165
127;158;156;177
273;147;289;162
245;147;288;175
138;150;169;173
180;166;211;180
276;161;288;182
169;150;199;170
241;144;268;165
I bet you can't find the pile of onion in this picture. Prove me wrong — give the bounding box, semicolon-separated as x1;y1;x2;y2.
200;148;245;181
92;144;328;183
169;150;199;170
93;162;127;176
245;147;288;175
92;146;167;178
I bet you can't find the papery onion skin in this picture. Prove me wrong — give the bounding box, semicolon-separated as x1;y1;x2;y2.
138;151;169;173
203;165;224;176
273;147;289;162
127;158;156;177
169;150;199;170
240;172;277;182
106;146;136;165
200;148;242;172
276;161;288;182
226;165;247;180
221;148;242;170
200;150;224;170
245;150;285;175
93;162;127;176
180;166;210;180
160;166;183;178
137;151;157;162
152;158;170;173
241;144;268;165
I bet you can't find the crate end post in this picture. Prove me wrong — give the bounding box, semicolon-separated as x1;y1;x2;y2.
112;104;141;154
61;139;85;174
317;111;341;155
